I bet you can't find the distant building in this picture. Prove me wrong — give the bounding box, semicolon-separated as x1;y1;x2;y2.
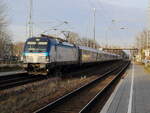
135;54;142;63
144;49;150;57
144;49;150;64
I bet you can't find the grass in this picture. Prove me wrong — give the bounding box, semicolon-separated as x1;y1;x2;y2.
0;75;97;113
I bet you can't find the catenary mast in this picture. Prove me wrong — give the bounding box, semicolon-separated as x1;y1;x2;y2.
28;0;33;37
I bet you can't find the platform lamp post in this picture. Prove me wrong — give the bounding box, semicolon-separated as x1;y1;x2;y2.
105;20;116;48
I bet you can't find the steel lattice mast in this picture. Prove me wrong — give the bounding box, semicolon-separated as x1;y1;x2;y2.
28;0;33;37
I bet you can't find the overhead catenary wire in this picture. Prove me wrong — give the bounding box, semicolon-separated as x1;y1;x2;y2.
87;0;117;47
97;0;127;47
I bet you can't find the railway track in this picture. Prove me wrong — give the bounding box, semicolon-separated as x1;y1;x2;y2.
0;73;47;90
34;61;130;113
0;61;121;91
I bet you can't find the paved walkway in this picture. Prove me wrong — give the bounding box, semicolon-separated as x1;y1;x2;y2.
0;70;26;77
100;63;150;113
0;64;20;67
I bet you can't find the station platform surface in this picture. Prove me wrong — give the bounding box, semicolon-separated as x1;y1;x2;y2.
0;70;26;77
100;63;150;113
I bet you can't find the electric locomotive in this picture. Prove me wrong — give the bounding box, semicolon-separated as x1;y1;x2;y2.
23;35;79;75
22;35;121;75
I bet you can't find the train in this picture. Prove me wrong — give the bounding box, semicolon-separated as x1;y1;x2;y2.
22;35;122;75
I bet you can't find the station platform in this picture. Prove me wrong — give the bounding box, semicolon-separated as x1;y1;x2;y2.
101;63;150;113
0;70;26;77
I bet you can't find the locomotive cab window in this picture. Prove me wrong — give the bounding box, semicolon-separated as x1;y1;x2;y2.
25;40;49;52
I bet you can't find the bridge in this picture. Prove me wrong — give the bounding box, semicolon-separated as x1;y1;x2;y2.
102;48;139;50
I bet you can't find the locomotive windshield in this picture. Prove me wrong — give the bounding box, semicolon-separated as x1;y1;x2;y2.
25;41;48;52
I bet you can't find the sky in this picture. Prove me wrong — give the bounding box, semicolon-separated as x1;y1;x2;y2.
5;0;149;47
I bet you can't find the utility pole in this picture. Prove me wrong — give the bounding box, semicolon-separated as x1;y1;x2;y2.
28;0;33;37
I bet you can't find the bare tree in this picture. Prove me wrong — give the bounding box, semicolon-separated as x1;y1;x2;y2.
135;29;150;60
0;0;12;61
13;42;24;58
61;31;100;49
135;29;148;49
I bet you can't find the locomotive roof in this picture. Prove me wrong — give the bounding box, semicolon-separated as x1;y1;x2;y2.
40;34;67;42
59;42;75;47
27;36;76;48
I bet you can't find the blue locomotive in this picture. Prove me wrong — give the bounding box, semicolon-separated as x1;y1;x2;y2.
22;35;121;75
